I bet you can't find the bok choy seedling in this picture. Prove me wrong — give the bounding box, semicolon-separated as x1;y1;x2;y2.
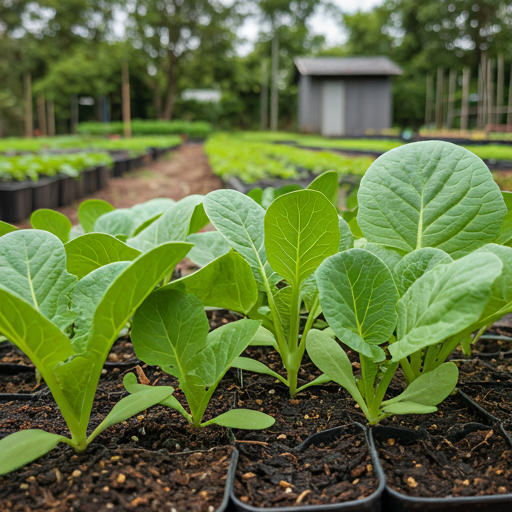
204;185;341;397
0;229;191;474
126;289;275;430
306;248;502;423
351;140;510;382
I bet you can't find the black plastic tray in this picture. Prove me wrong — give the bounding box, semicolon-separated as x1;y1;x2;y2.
82;168;98;195
32;176;60;210
371;390;512;512
96;165;110;190
0;180;33;222
230;423;385;512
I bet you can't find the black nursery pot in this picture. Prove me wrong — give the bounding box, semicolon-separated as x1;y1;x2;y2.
371;390;512;512
0;181;33;223
96;165;110;190
112;158;128;177
82;168;99;195
58;175;77;206
32;176;60;210
230;423;385;512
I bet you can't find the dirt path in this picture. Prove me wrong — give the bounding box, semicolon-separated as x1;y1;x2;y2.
18;144;222;227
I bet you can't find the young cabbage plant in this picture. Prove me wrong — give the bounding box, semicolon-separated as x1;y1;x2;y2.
351;140;509;380
204;187;341;397
0;229;192;475
305;248;493;424
126;289;275;430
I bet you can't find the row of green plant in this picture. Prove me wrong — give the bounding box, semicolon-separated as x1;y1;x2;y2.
0;135;182;154
205;133;374;183
0;153;113;182
240;131;512;162
77;120;212;139
1;140;512;476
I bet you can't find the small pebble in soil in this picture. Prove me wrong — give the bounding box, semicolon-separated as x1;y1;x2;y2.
269;389;275;395
72;470;81;478
406;477;418;488
387;438;395;446
277;434;287;440
117;473;126;483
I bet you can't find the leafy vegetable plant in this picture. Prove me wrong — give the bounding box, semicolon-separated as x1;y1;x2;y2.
306;247;503;423
204;187;341;397
125;288;275;430
351;141;510;381
0;229;191;474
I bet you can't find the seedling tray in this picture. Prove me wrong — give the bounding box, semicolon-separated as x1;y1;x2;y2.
58;175;78;206
0;180;33;223
96;164;110;190
31;176;60;210
231;423;385;512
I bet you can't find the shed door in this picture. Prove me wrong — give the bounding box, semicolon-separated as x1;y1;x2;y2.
321;81;345;136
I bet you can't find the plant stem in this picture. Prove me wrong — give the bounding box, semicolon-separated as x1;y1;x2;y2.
400;357;416;384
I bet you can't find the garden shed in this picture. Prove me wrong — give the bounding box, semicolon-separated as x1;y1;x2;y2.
295;56;403;136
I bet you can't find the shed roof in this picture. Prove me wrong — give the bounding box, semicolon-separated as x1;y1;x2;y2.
294;57;403;77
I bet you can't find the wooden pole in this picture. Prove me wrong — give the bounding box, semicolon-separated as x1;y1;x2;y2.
487;59;493;128
425;74;433;126
122;62;132;138
70;94;78;134
477;64;483;129
260;60;268;130
37;94;47;136
497;54;504;125
270;33;279;132
435;67;443;130
508;64;512;127
23;72;33;138
446;69;456;129
461;67;470;132
47;100;55;136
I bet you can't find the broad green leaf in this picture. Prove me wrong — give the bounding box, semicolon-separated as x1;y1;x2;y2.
495;191;512;245
123;373;188;419
131;198;175;220
127;195;203;252
188;202;210;235
87;386;175;444
249;326;279;350
94;209;138;237
78;199;114;233
131;289;209;379
338;216;353;252
473;244;512;326
382;402;437;415
187;231;230;267
361;242;403;271
69;224;85;240
0;220;17;237
358;141;506;258
189;319;261;387
393;248;453;296
233;357;288;385
308;171;339;207
316;249;398;361
0;286;74;376
30;209;72;244
265;190;340;286
261;187;276;209
70;262;130;352
206;409;275;429
306;329;367;412
383;362;458;406
390;252;503;361
0;230;77;330
88;242;192;360
65;233;141;279
0;430;67;476
131;213;162;237
247;188;263;205
204;190;267;283
296;373;331;393
165;251;258;314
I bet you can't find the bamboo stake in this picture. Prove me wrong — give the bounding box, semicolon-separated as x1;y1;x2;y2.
477;63;483;129
497;54;504;125
461;67;470;132
122;62;132;139
260;60;268;130
435;67;443;130
487;59;493;128
23;72;33;138
37;94;47;136
425;74;433;126
446;69;456;129
47;100;55;136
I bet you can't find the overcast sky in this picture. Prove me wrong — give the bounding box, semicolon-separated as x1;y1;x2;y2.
237;0;385;55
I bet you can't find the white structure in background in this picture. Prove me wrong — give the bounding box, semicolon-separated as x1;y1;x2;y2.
295;57;403;136
182;89;221;102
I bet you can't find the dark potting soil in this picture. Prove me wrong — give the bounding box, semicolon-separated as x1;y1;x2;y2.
233;424;378;507
0;444;233;512
375;394;512;498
